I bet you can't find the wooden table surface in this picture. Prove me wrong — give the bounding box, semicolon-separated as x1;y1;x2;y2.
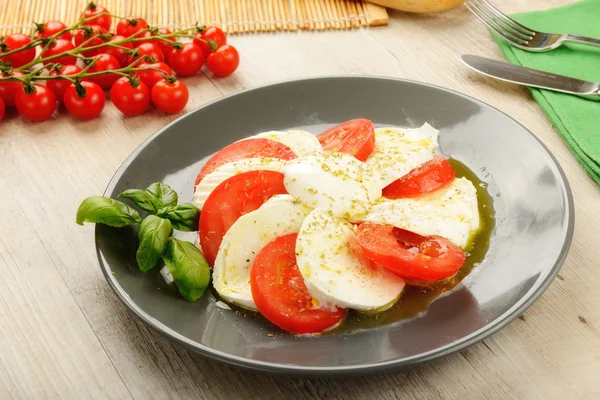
2;1;599;399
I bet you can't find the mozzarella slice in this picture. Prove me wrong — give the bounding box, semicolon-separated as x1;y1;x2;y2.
212;195;312;310
192;157;286;210
282;152;381;220
251;130;322;157
364;125;437;190
296;209;405;311
360;177;480;248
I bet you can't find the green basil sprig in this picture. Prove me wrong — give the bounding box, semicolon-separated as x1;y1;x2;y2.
76;182;208;302
162;238;211;301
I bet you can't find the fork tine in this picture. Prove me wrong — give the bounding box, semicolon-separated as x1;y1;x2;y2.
475;0;535;37
469;0;533;41
465;2;529;46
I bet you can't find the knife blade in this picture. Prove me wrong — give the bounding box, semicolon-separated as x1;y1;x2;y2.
461;54;600;100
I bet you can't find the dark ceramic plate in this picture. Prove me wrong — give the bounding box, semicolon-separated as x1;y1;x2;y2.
96;76;573;376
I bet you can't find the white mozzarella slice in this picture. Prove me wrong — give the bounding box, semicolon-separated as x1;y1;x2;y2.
192;157;286;210
212;195;312;310
360;177;480;248
282;152;381;220
296;209;405;311
364;125;437;190
251;130;322;157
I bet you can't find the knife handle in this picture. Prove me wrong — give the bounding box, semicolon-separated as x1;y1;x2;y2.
565;34;600;48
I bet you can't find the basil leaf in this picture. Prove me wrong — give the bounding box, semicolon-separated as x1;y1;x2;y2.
162;238;210;301
118;189;160;213
146;182;178;208
136;215;172;272
76;196;142;227
160;203;200;232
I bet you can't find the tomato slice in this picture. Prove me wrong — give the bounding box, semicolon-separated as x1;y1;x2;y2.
316;118;375;161
356;223;466;282
383;155;455;199
194;138;297;188
199;170;287;266
250;233;346;334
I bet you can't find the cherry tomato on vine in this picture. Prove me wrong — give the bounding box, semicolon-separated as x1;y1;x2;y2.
167;43;204;77
206;44;239;77
36;20;72;41
41;39;77;66
135;61;171;89
101;35;133;67
116;17;148;38
0;34;36;68
151;79;188;113
74;25;109;57
129;42;164;64
192;35;211;59
15;84;57;122
201;26;227;47
0;70;25;107
47;65;82;102
110;77;150;116
81;2;112;31
84;53;121;90
0;97;5;121
139;28;176;58
63;81;105;120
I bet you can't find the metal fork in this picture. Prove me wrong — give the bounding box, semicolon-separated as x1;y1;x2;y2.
465;0;600;52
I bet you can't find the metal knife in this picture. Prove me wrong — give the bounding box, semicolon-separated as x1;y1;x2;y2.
461;54;600;101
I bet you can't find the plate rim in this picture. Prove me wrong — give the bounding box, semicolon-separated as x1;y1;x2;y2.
96;75;575;376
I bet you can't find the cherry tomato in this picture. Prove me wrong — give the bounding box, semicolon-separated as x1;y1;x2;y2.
129;42;164;64
192;35;211;59
63;81;105;120
116;17;148;38
101;35;133;67
194;138;296;187
356;224;466;282
0;70;25;107
203;26;227;47
47;65;82;102
81;3;111;31
150;79;189;114
15;84;57;122
316;118;375;161
251;233;346;334
0;97;5;121
383;155;456;199
110;77;150;116
36;20;71;41
135;61;171;89
84;53;121;90
0;34;36;68
73;25;108;57
152;28;176;59
206;44;239;77
199;170;288;266
167;43;204;77
41;39;77;66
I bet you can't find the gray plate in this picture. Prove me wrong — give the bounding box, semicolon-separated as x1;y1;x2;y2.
96;76;574;376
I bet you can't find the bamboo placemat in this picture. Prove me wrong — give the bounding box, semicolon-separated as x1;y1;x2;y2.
0;0;388;36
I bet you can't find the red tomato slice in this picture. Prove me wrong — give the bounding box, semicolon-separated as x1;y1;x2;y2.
250;233;346;334
356;223;466;282
316;118;375;161
194;138;297;188
199;170;288;266
383;155;456;199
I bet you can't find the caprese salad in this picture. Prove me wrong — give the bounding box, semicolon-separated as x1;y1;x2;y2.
192;118;486;335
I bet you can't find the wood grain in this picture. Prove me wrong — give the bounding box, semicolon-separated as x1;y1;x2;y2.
1;0;599;399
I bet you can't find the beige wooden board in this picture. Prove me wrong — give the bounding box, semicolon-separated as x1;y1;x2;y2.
1;0;600;399
0;0;388;35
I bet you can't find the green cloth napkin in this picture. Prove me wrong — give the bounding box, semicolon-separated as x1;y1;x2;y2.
494;0;600;183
